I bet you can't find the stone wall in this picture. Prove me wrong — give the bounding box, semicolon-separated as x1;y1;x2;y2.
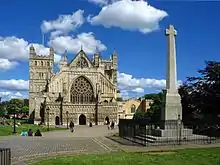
45;102;117;125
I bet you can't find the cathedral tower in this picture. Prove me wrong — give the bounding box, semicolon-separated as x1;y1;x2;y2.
29;46;54;119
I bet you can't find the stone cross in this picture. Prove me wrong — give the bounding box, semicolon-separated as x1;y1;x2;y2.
165;25;178;93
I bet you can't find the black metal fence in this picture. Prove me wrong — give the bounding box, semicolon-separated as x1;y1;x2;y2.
0;148;11;165
118;119;220;146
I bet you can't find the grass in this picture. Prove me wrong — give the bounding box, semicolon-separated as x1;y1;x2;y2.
31;147;220;165
0;122;65;136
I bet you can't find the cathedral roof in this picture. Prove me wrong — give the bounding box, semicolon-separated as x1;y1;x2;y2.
69;48;93;68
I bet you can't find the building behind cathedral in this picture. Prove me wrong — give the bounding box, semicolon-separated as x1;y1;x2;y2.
29;46;118;125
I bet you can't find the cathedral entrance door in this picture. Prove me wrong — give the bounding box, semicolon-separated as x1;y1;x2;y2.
55;116;60;125
79;114;86;125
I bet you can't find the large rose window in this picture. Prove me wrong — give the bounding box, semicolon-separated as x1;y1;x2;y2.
70;76;94;104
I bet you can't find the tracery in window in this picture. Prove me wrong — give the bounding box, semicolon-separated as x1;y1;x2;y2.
70;76;94;104
76;57;89;68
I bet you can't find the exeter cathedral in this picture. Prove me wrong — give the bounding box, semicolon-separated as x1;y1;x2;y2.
29;46;118;125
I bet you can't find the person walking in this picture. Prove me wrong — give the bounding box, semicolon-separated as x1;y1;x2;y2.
69;121;74;132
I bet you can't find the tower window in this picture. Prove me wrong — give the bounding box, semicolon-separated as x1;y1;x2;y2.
47;61;50;66
35;61;37;66
131;104;136;113
41;61;43;66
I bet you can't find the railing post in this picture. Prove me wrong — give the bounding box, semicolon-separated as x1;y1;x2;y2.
0;148;11;165
178;115;182;145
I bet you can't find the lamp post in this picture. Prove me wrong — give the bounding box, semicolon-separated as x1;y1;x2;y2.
46;107;50;131
177;114;182;145
43;94;47;124
95;83;99;125
66;111;69;129
95;93;98;125
13;106;16;134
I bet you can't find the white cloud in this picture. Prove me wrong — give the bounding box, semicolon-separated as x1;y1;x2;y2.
0;91;25;100
48;32;107;54
132;87;144;93
0;36;29;61
0;58;19;71
41;9;84;36
50;30;64;39
88;0;119;6
118;72;166;91
0;36;61;63
117;72;183;98
88;0;168;34
0;79;29;91
88;0;109;5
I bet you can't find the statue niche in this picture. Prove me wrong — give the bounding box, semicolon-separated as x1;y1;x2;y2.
70;76;94;104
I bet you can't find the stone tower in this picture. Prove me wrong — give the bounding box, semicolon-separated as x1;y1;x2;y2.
29;46;54;119
112;51;118;86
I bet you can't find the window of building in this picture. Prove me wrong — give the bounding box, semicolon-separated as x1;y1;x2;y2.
70;76;94;104
35;61;37;66
131;104;136;113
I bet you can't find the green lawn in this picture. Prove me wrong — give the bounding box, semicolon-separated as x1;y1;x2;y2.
31;148;220;165
0;124;65;136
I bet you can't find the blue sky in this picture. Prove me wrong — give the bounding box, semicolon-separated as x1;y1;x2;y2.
0;0;219;100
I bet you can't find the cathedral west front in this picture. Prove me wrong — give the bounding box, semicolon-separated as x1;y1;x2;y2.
29;46;118;126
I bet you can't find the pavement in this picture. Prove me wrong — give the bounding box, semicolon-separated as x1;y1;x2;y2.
0;125;119;165
1;125;220;165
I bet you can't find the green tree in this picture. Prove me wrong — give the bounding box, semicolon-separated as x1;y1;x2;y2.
145;91;165;122
7;99;24;114
179;61;220;121
21;106;29;114
0;103;7;116
134;92;165;122
143;93;159;100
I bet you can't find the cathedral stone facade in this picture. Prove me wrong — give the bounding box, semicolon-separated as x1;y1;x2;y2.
29;46;118;125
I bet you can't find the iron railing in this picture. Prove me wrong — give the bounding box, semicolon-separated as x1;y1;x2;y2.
0;148;11;165
118;119;220;146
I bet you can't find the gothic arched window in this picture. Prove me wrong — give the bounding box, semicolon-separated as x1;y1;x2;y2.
131;104;136;113
70;76;94;104
76;57;89;68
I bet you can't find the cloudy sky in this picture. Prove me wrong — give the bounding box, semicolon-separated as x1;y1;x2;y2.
0;0;220;100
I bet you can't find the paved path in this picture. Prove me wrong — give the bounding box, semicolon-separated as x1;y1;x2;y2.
0;125;119;165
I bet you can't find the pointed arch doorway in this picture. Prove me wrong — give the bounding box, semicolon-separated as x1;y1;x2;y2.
55;116;60;125
79;114;86;125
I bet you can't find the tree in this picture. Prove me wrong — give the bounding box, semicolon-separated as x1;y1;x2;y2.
7;99;24;114
143;93;159;100
134;92;165;122
179;61;220;121
145;91;165;122
21;106;29;114
0;103;7;116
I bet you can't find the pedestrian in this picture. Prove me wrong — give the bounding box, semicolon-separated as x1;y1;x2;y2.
21;130;28;136
35;129;42;136
28;129;33;136
111;121;115;129
69;121;74;132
